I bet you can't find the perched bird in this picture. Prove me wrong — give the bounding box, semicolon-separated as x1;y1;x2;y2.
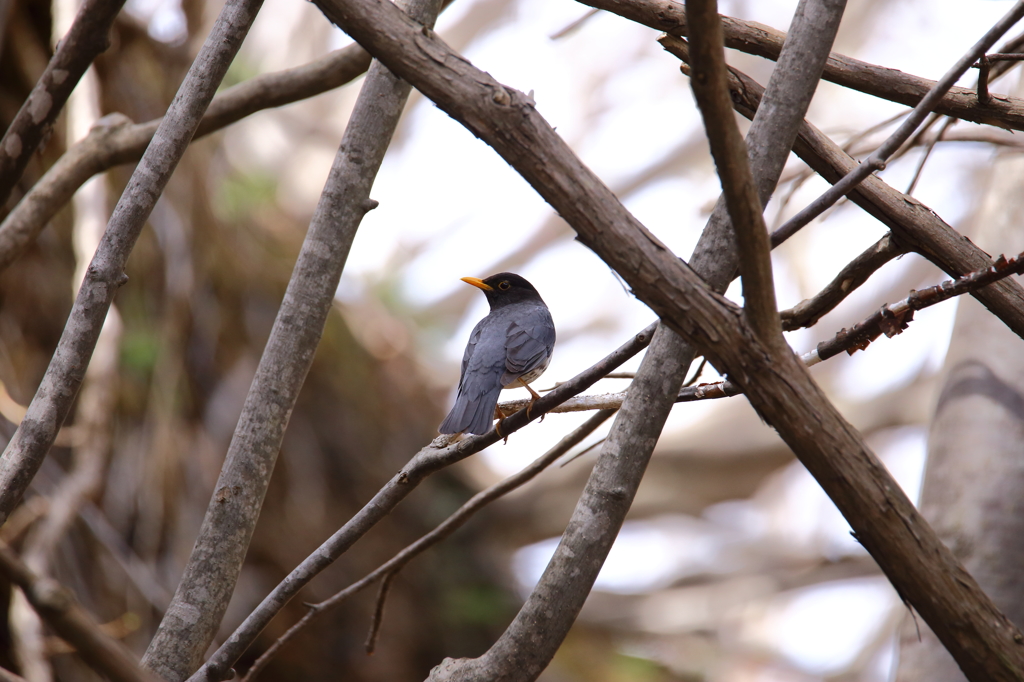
439;273;556;435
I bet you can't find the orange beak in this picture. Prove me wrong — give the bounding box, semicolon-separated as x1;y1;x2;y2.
461;276;493;291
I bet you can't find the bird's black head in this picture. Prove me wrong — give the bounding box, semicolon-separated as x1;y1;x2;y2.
461;272;546;310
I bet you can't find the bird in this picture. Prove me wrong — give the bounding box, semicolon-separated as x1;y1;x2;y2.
439;272;556;436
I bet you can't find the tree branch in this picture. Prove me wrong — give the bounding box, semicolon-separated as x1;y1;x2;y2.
773;1;1024;240
306;1;1024;677
0;0;263;525
140;1;443;679
0;0;126;208
0;540;159;682
660;33;1024;340
240;409;616;681
0;43;369;274
780;233;903;331
433;0;844;678
685;0;782;343
581;0;1024;133
188;322;656;682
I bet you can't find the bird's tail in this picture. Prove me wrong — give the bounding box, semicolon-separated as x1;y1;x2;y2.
439;385;503;435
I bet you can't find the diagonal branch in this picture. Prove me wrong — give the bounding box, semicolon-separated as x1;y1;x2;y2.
581;0;1024;133
772;0;1024;240
0;44;370;275
685;0;782;343
0;0;264;525
140;0;444;679
780;233;903;331
240;409;617;682
305;0;1024;678
188;322;656;682
0;0;126;208
660;33;1024;339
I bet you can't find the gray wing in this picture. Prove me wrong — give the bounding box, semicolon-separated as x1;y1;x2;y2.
439;319;506;435
501;305;555;386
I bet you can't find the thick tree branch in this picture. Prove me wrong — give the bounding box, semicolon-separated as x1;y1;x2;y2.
188;322;656;682
0;0;126;208
141;1;443;679
660;34;1024;339
240;409;616;681
307;1;1024;678
0;541;158;682
433;1;843;679
581;0;1024;133
0;0;263;525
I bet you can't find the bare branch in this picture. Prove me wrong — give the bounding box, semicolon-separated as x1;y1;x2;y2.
0;0;263;525
0;43;371;274
306;0;1024;677
661;33;1024;339
191;322;655;682
685;0;782;342
773;2;1024;239
0;0;126;208
581;0;1024;133
434;0;844;678
240;409;615;681
781;233;903;331
141;0;444;678
0;540;159;682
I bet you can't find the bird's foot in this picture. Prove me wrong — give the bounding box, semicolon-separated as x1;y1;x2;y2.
495;419;509;444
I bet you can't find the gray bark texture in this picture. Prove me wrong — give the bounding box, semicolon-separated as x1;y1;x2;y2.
141;1;442;679
429;1;845;678
0;0;126;208
896;151;1024;680
0;0;263;523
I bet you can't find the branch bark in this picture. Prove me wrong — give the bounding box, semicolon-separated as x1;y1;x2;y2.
0;43;370;275
660;33;1024;339
189;322;657;682
307;0;1024;678
0;0;126;208
431;0;844;678
771;0;1024;241
0;0;263;523
242;409;617;681
140;1;443;679
581;0;1024;133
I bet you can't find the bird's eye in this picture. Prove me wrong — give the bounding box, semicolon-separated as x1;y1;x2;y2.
499;281;511;290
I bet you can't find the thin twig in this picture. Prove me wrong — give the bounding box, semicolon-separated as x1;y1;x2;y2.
240;409;616;682
363;570;396;655
808;250;1024;363
770;1;1024;241
781;233;904;331
549;7;599;39
909;116;957;195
